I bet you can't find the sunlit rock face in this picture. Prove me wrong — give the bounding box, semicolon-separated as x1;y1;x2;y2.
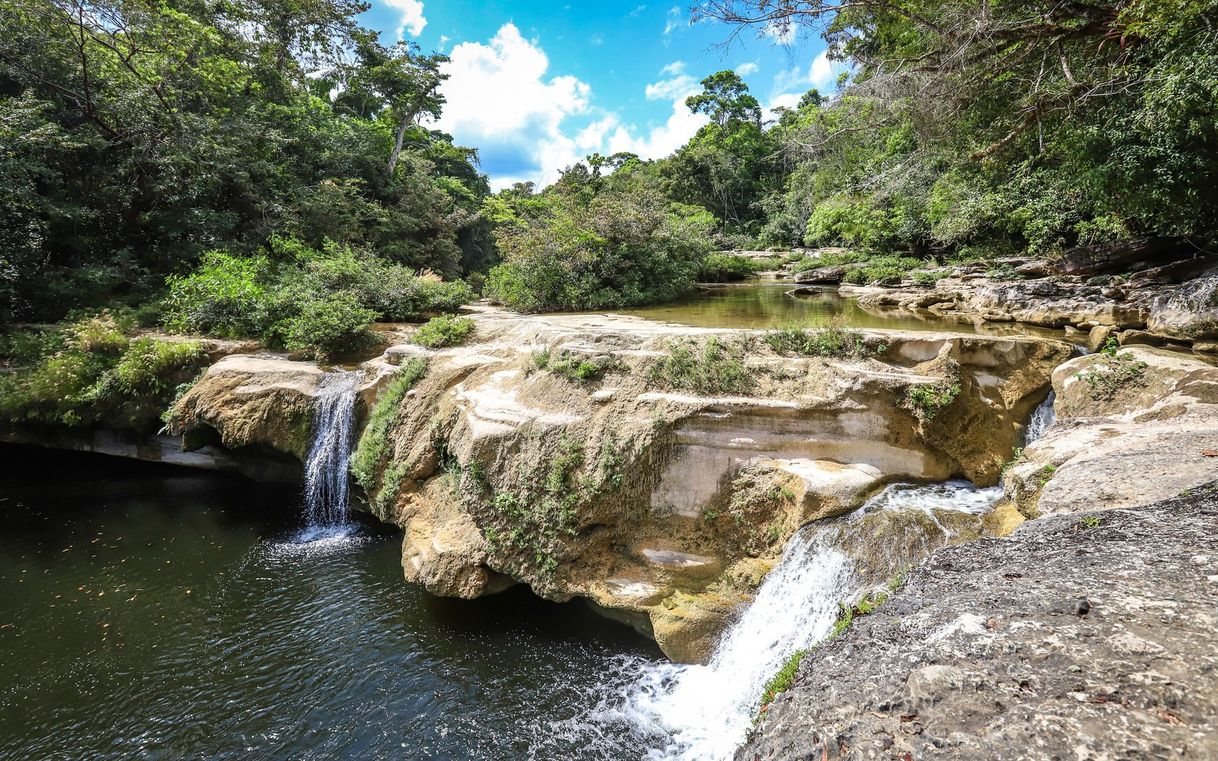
996;345;1218;530
169;308;1070;662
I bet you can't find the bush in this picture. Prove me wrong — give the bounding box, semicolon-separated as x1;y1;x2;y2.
162;252;266;337
912;270;941;287
533;349;622;382
0;313;206;429
280;292;378;361
697;253;762;282
764;319;882;359
647;337;754;394
411;314;476;348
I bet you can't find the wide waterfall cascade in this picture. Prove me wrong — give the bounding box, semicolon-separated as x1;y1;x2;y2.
302;370;362;532
613;479;1004;761
1023;391;1057;446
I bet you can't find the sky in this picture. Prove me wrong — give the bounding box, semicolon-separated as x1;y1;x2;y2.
358;1;845;189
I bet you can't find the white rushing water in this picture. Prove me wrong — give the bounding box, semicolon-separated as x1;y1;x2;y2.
302;370;362;533
1023;391;1057;445
599;478;1004;761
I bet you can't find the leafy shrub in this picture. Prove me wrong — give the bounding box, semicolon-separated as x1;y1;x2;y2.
162;252;266;337
904;381;961;421
0;327;66;366
533;349;622;382
160;240;473;358
764;319;882;359
350;357;429;505
0;313;205;429
697;254;762;282
411;315;476;348
839;256;923;286
280;293;378;361
912;270;941;287
647;337;754;394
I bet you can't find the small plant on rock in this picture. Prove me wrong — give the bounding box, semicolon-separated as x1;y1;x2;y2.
533;349;622;382
1075;343;1148;401
904;381;961;421
764;317;883;359
647;337;754;394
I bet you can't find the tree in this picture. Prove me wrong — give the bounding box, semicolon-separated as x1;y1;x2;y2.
685;70;761;128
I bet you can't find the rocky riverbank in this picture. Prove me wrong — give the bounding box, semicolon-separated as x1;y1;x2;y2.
737;486;1218;761
793;243;1218;352
165;308;1069;662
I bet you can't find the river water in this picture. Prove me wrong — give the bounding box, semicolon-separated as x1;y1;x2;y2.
0;447;664;760
613;280;1067;339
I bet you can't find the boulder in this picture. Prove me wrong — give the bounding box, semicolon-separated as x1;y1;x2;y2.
793;265;850;285
1052;236;1190;276
997;347;1218;523
1146;266;1218;340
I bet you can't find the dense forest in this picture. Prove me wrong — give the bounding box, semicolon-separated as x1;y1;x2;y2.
3;0;1217;322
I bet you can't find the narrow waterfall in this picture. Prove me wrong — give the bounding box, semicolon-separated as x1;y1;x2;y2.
302;370;362;533
1024;391;1057;445
613;479;1003;761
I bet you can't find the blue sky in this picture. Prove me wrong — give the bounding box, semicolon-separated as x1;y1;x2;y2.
359;1;843;188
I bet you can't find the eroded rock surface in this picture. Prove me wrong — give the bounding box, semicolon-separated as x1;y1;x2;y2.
347;309;1067;662
998;347;1218;528
738;489;1218;761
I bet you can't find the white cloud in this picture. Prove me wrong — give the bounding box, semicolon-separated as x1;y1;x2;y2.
664;6;684;35
605;64;707;159
645;63;698;102
431;28;709;189
765;47;848;120
383;0;426;38
736;62;759;76
433;23;594;188
629;4;647;17
809;50;844;89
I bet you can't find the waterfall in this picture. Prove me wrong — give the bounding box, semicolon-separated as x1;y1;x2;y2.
1024;391;1057;445
302;370;361;533
606;479;1003;761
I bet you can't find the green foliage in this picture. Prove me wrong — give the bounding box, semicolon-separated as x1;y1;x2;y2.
0;0;492;322
839;256;924;286
764;319;882;359
159;240;471;358
533;349;622;383
484;163;714;311
1079;515;1103;529
759;649;806;714
905;381;961;421
349;358;428;510
911;270;941;287
0;312;206;429
646;337;754;394
697;253;767;282
1038;464;1058;487
411;315;475;348
280;292;378;361
163;253;267;338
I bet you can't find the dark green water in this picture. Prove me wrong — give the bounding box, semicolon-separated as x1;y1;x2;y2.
615;281;1066;339
0;447;663;760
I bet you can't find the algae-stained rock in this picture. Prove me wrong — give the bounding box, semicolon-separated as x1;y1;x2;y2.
738;490;1218;761
1000;346;1218;521
167;354;327;459
347;309;1069;662
652;590;744;664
